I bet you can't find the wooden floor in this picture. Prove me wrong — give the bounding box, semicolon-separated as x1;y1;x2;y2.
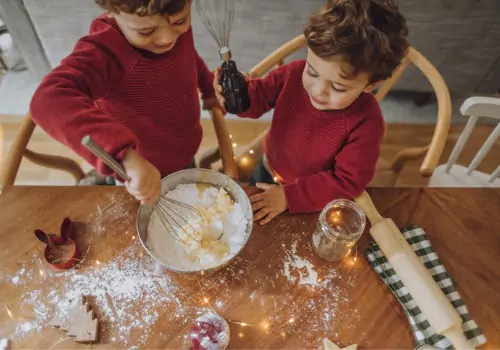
0;115;499;186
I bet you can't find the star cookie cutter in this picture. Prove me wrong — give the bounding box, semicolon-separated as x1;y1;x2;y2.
34;217;81;270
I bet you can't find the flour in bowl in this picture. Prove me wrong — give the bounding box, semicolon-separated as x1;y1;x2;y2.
146;184;248;270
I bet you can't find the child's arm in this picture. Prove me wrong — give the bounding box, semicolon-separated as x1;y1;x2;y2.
30;32;139;177
283;116;385;214
213;64;288;118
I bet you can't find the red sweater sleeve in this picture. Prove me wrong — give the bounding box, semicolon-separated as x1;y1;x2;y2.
283;113;385;213
195;51;216;99
238;64;288;119
30;22;139;176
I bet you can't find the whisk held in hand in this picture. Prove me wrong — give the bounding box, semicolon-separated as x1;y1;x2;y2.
195;0;250;114
81;136;204;244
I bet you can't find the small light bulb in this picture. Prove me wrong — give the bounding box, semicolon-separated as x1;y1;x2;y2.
240;157;249;166
229;134;233;139
232;143;237;148
289;318;294;323
96;260;101;265
273;177;278;182
240;322;248;327
204;297;209;304
249;149;254;154
132;236;136;240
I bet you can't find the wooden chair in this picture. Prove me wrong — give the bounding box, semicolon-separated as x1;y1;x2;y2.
0;108;237;187
429;96;500;187
201;35;452;186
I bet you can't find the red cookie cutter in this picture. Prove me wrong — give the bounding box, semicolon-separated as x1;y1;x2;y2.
34;217;81;270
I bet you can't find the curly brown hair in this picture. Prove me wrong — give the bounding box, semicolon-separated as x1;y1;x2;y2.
95;0;187;16
304;0;409;83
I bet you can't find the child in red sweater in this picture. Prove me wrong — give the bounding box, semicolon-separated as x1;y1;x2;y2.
215;0;409;224
30;0;218;204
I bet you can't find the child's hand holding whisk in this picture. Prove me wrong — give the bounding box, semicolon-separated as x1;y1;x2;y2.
122;149;161;205
212;67;250;109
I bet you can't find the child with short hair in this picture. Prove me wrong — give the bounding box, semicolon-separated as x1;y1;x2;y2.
30;0;219;204
215;0;409;224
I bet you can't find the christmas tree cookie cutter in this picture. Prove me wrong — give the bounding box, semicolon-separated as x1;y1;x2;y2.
34;217;80;270
50;294;99;343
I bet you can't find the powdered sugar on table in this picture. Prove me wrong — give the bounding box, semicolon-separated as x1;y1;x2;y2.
2;195;361;348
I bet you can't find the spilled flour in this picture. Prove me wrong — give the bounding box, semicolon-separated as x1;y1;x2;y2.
3;200;359;348
283;241;318;286
6;242;195;346
0;194;199;347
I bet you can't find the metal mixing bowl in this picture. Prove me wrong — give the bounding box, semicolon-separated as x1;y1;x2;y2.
136;169;253;274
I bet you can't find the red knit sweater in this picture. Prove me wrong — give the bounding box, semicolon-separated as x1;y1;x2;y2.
240;60;385;214
30;16;215;178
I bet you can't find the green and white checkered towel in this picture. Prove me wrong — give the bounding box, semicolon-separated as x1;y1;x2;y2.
365;225;487;349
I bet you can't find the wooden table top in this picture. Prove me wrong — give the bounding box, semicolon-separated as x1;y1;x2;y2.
0;186;498;349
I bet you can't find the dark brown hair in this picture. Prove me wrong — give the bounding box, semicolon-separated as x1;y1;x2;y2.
304;0;409;83
95;0;187;16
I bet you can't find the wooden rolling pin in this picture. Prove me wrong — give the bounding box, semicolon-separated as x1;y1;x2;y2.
355;191;472;349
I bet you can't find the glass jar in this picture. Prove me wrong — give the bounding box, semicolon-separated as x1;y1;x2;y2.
312;199;366;262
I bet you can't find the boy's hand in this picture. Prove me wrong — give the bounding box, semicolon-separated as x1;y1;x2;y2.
250;183;288;225
122;149;161;205
213;67;250;108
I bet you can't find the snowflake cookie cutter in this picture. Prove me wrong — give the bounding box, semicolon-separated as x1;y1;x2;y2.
34;217;80;270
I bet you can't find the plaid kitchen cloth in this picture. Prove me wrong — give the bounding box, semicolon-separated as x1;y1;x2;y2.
365;225;487;349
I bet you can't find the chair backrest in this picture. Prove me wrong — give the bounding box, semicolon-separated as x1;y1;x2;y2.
444;96;500;183
248;34;452;177
0;107;237;187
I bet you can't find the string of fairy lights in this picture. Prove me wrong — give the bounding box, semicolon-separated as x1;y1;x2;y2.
195;244;359;336
2;232;359;336
1;188;362;344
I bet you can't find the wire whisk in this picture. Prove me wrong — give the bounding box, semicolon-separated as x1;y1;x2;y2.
195;0;251;114
195;0;234;61
81;136;204;244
